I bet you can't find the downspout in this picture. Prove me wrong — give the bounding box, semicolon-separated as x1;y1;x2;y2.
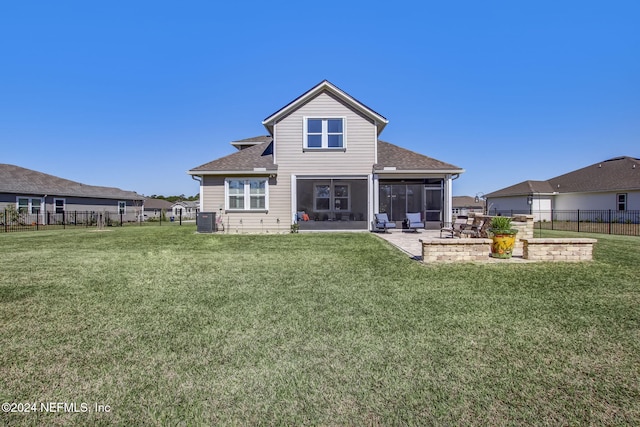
42;195;48;225
191;175;203;212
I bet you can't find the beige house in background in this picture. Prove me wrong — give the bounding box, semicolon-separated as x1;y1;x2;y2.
189;81;464;232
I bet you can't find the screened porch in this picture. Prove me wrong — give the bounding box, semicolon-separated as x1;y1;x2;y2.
295;178;368;230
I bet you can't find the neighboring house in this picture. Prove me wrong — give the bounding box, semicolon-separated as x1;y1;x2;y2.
452;196;485;216
171;200;199;219
188;80;464;232
143;198;174;219
0;163;144;222
485;156;640;221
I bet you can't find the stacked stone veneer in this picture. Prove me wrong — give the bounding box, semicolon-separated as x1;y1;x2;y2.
511;214;534;257
521;238;597;261
420;238;492;263
419;214;596;263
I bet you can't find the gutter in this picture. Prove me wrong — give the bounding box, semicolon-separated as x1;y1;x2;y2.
374;169;466;175
187;169;278;176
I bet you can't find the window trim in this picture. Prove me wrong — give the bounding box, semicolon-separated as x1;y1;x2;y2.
617;193;627;211
224;178;269;212
16;196;43;214
303;116;346;150
54;198;66;214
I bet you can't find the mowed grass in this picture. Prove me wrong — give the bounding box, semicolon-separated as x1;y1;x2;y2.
0;227;639;426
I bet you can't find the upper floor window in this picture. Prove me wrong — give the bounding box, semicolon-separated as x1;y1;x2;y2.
617;193;627;211
304;117;345;149
225;178;269;211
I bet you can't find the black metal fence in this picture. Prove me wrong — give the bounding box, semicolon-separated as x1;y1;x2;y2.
488;209;640;237
0;210;187;233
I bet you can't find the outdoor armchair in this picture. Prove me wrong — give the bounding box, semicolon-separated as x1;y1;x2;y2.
372;213;396;232
405;212;425;232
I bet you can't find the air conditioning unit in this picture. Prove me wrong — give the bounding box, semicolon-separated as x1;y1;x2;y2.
196;212;216;233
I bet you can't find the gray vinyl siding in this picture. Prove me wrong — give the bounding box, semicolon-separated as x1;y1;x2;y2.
275;92;377;175
201;175;291;233
0;193;142;221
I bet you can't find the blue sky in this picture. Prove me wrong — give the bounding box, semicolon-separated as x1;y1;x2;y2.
2;1;638;198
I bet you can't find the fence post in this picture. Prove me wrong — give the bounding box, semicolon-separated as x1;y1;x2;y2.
577;210;580;232
4;209;7;233
608;209;612;234
179;210;182;225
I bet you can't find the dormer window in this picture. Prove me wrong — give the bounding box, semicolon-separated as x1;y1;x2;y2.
304;117;345;149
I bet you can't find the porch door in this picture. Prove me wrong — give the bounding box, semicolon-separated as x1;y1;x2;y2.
424;185;443;222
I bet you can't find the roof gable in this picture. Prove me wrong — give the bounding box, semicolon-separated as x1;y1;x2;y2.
262;80;388;135
0;164;143;200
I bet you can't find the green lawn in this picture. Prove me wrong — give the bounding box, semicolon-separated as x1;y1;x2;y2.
1;227;639;425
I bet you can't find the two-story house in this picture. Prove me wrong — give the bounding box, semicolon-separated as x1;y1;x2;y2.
188;81;464;233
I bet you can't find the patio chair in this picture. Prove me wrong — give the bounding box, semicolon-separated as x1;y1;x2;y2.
477;216;493;238
460;216;485;238
440;215;468;238
372;213;397;232
404;212;425;232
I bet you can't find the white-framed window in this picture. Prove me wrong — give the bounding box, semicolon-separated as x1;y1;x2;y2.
118;201;126;215
54;198;65;214
617;193;627;211
313;183;351;212
225;178;269;211
303;117;345;149
16;197;42;214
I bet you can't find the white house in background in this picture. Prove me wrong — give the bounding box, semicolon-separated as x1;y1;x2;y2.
171;200;199;219
143;198;173;219
188;80;464;233
485;156;640;221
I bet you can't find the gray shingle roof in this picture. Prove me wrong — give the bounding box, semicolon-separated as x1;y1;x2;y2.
548;156;640;193
486;180;555;198
189;141;277;173
486;156;640;197
143;198;174;210
374;141;464;172
189;138;463;174
452;195;484;209
0;164;143;200
230;135;273;150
